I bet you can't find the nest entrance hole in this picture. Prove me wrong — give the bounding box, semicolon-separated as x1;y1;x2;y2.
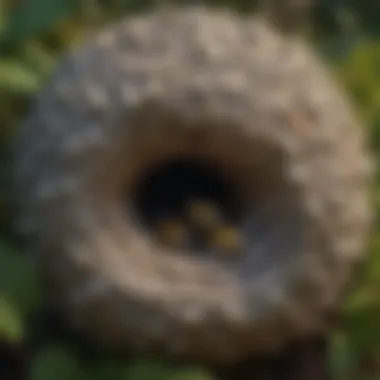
122;118;292;260
130;156;247;254
133;157;239;222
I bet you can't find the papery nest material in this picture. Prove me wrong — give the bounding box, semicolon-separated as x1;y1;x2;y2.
13;7;373;364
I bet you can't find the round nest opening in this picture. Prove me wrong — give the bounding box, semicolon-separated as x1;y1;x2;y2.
130;155;244;256
128;135;287;261
13;7;373;365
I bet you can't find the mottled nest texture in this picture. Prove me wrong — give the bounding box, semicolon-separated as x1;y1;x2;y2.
13;7;373;364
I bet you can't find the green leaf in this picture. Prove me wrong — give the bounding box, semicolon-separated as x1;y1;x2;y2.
125;359;214;380
30;345;85;380
0;238;42;317
22;41;57;77
0;296;24;342
328;332;356;380
0;0;79;45
127;359;172;380
87;358;131;380
0;60;42;93
169;368;215;380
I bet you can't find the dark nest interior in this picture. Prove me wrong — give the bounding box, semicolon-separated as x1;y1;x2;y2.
127;137;288;261
130;156;244;255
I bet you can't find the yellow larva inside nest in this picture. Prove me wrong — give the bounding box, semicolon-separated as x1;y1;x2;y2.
130;155;249;257
13;6;373;365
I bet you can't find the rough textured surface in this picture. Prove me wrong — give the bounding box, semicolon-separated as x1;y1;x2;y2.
13;7;373;364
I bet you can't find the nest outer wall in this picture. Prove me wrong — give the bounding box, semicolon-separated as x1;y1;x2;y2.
13;7;373;364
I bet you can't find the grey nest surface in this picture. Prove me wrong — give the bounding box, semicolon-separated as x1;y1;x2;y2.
13;7;373;364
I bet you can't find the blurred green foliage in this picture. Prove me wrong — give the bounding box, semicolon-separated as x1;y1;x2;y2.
1;1;380;379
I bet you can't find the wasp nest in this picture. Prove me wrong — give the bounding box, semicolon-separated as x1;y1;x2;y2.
13;7;373;364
